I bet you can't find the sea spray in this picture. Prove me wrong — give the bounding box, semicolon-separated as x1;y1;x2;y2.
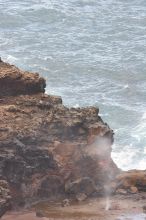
104;184;112;211
94;137;113;212
105;196;110;211
85;136;114;211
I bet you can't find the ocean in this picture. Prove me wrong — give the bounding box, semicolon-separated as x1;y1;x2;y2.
0;0;146;170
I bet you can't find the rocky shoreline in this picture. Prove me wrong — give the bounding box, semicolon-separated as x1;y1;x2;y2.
0;59;146;218
2;193;146;220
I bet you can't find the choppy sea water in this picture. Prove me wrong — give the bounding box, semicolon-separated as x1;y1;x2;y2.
0;0;146;170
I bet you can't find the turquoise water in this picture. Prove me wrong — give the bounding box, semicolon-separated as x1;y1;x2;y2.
0;0;146;170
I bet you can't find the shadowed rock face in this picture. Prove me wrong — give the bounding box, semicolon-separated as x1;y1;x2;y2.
0;61;46;97
0;180;11;218
0;59;119;216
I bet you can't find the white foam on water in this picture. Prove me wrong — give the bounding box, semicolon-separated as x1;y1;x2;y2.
123;84;129;89
111;144;145;171
112;110;146;170
118;213;146;220
132;112;146;153
3;55;18;64
142;112;146;120
112;148;146;170
73;104;80;108
134;112;146;135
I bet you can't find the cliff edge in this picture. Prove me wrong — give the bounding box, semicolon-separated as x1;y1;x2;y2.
0;60;145;217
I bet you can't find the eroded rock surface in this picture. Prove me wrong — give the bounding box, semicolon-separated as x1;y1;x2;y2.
114;170;146;194
0;60;145;217
0;60;45;97
0;180;11;217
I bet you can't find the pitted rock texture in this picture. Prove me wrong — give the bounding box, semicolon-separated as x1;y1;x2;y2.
0;61;45;97
0;180;11;217
0;59;120;216
113;170;146;194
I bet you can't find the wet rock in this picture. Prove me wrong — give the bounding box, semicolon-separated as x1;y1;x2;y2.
116;189;127;195
65;177;97;196
109;203;121;211
141;195;146;200
143;205;146;213
76;193;87;202
61;199;70;207
36;210;45;218
129;186;138;194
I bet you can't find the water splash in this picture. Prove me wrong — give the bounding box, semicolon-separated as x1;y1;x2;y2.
105;196;110;211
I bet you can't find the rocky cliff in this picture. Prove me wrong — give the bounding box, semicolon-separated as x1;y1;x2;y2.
0;60;118;216
0;60;145;217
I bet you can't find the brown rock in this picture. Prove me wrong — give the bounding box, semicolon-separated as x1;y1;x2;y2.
129;186;138;194
76;193;87;202
143;205;146;213
65;177;98;196
115;170;146;192
36;210;45;218
116;189;127;195
61;199;70;207
0;60;119;216
0;60;46;97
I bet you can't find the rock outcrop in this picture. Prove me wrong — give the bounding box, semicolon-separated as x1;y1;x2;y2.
0;60;145;217
0;60;119;215
113;170;146;194
0;60;45;97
